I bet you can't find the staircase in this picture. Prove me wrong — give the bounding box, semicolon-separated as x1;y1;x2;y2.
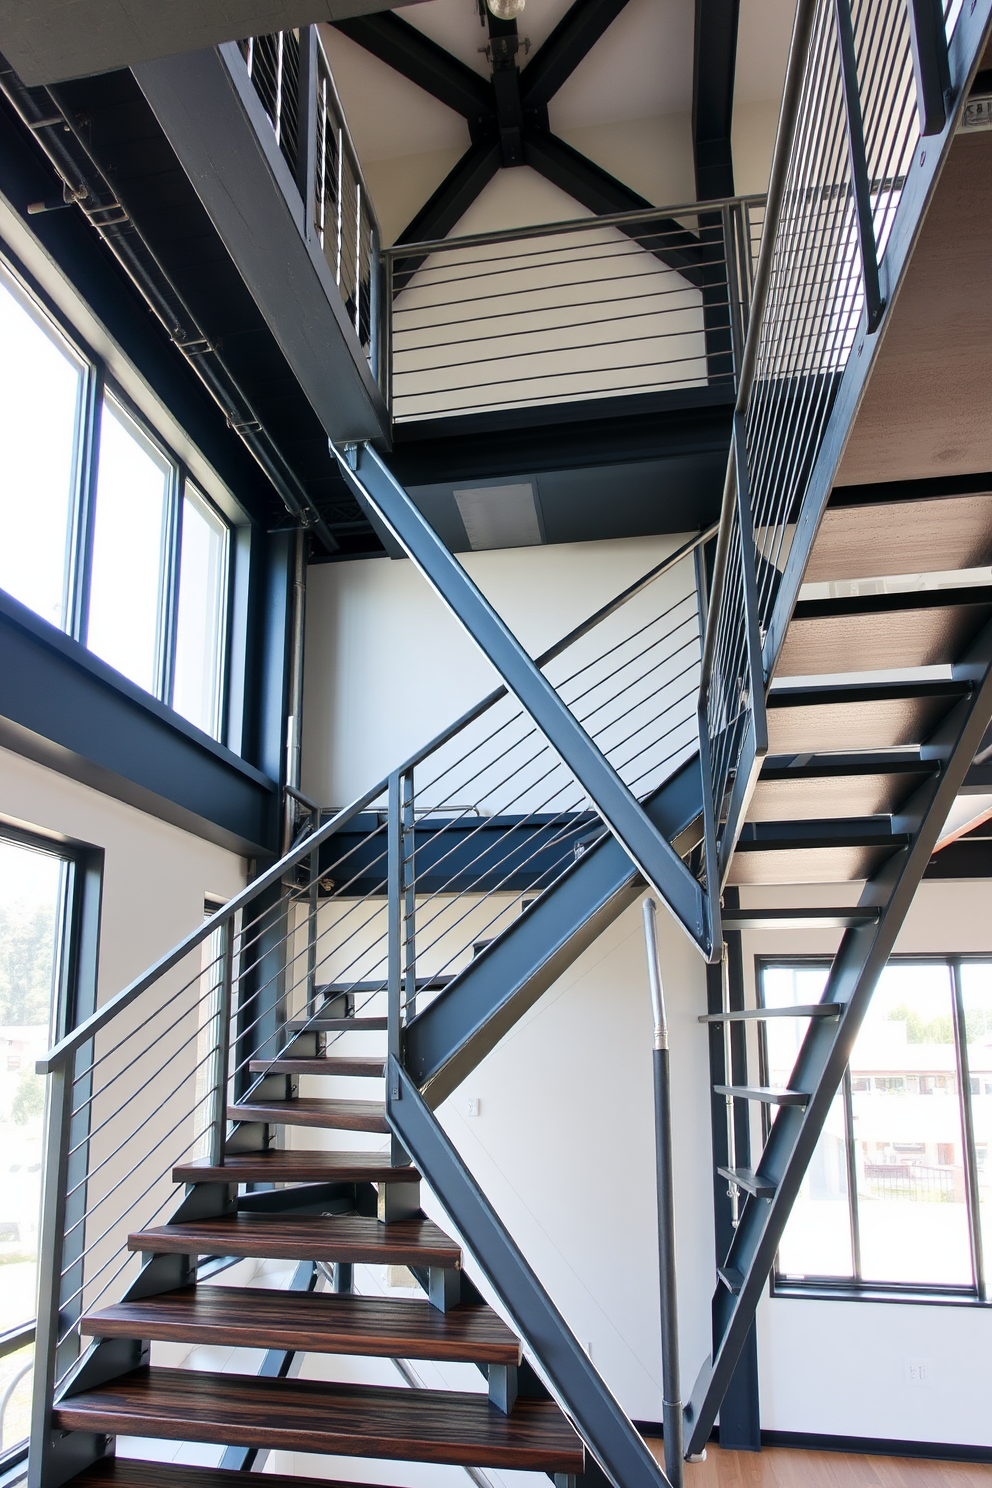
28;1;992;1486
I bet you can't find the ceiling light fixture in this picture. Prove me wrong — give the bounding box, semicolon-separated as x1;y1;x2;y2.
486;0;526;18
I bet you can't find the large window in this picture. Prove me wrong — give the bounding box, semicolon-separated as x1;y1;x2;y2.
0;832;76;1470
0;263;232;741
761;958;991;1300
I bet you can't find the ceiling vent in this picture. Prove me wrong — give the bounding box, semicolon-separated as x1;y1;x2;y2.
453;482;542;551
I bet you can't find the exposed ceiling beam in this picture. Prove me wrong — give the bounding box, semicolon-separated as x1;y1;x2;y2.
0;0;430;87
394;135;502;257
692;0;740;200
520;0;632;110
333;11;492;122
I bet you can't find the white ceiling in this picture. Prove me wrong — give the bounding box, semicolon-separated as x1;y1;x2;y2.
321;0;796;166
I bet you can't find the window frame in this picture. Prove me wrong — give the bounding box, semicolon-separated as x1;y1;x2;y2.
0;254;237;745
757;953;991;1307
0;819;103;1478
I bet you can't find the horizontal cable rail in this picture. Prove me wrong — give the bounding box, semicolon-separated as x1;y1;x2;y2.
33;529;710;1414
237;25;382;381
697;0;945;905
382;197;764;421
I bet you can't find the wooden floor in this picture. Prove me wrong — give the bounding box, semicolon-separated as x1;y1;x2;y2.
645;1441;992;1486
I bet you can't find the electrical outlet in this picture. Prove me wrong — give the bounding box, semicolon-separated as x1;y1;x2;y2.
905;1357;932;1386
466;1097;480;1117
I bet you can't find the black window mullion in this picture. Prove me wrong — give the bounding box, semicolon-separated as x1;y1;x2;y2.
951;957;986;1301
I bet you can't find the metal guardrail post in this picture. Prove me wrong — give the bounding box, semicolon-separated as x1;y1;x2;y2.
29;1057;80;1488
834;0;885;332
641;899;683;1488
297;26;319;233
907;0;951;135
381;248;394;413
387;771;409;1164
208;917;235;1169
401;771;417;1021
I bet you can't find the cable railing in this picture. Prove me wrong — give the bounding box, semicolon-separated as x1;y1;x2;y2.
696;0;955;909
31;524;710;1445
236;25;382;379
382;198;764;421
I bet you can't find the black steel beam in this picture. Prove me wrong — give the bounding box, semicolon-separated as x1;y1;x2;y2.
333;12;493;121
520;0;633;109
692;0;740;200
335;441;710;954
394;135;502;261
0;591;279;855
386;1061;670;1488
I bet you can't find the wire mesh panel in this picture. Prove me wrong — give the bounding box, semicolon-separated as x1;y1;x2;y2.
384;201;764;422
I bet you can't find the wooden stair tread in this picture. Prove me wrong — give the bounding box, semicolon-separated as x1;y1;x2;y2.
82;1287;520;1364
287;1016;388;1031
174;1150;419;1185
766;678;969;753
64;1460;400;1488
747;769;926;822
714;1084;809;1106
779;586;992;675
127;1213;460;1266
248;1057;387;1077
54;1367;585;1472
229;1098;388;1132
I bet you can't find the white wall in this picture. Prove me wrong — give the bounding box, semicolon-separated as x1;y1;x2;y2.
301;534;693;809
742;877;992;1448
0;746;245;1005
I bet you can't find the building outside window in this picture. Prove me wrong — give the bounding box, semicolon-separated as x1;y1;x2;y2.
0;264;232;742
0;832;81;1467
760;957;991;1300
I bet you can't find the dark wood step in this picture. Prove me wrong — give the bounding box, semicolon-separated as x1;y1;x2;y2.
127;1213;460;1267
287;1017;388;1032
749;756;933;822
174;1150;418;1185
54;1367;585;1473
766;678;969;753
228;1098;388;1132
806;483;992;582
699;1003;841;1023
720;906;878;930
779;586;992;676
62;1459;400;1488
248;1057;386;1077
714;1084;809;1107
82;1287;520;1364
717;1166;776;1198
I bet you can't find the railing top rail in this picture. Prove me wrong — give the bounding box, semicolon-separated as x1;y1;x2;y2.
381;194;766;262
40;518;713;1074
37;781;389;1074
385;521;718;778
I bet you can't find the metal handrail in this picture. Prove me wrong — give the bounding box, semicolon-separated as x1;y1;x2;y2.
39;526;715;1076
381;194;766;261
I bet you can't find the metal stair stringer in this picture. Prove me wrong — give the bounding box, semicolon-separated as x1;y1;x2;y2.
386;1058;673;1488
405;755;705;1108
683;617;992;1456
333;440;713;959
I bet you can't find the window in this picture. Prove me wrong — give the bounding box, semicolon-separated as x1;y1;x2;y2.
87;396;173;693
0;832;75;1468
761;957;990;1300
0;264;233;742
0;274;83;628
173;487;229;738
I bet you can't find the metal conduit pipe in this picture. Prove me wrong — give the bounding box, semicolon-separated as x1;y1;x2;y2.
0;55;340;556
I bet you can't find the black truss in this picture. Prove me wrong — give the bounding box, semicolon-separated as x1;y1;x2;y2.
333;12;492;122
692;0;740;200
520;0;633;109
